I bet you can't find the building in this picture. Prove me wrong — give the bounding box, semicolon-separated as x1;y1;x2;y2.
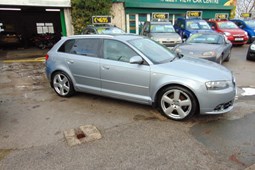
0;0;235;46
0;0;72;47
112;0;236;34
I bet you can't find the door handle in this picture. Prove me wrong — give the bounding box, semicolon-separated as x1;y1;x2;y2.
102;66;110;70
67;60;74;64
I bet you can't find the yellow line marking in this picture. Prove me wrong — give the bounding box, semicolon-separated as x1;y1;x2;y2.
3;57;45;63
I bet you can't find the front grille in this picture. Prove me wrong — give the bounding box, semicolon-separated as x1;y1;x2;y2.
162;41;175;44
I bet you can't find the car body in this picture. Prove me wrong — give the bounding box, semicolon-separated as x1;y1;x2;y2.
140;21;182;47
246;41;255;60
207;19;249;45
231;19;255;43
45;34;236;120
173;32;232;64
174;18;213;41
81;24;125;35
0;31;22;47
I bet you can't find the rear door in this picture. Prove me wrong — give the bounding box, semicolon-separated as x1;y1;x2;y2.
63;38;101;94
100;39;151;103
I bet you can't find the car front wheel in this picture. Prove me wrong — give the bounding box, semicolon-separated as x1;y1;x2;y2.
158;86;198;120
52;71;75;97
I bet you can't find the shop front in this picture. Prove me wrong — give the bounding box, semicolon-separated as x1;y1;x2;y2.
0;0;72;48
113;0;236;34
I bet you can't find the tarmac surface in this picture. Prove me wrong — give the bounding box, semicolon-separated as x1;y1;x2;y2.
0;46;255;170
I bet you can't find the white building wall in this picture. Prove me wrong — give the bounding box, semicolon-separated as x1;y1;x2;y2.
0;0;71;7
111;2;126;31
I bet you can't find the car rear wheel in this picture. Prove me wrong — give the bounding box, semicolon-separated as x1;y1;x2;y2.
225;51;231;62
52;71;75;97
158;86;198;120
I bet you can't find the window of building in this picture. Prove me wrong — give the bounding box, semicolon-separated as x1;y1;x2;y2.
36;23;54;34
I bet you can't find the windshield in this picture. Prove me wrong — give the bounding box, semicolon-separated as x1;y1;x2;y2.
186;20;211;30
128;38;175;64
187;34;223;44
218;21;238;29
150;24;176;33
244;20;255;28
97;27;125;34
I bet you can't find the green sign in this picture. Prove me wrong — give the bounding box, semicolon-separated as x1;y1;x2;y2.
124;0;235;7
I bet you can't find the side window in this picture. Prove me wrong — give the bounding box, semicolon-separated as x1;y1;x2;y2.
145;23;150;32
83;29;90;34
208;22;216;29
70;39;99;57
58;39;75;53
180;20;185;29
103;39;137;62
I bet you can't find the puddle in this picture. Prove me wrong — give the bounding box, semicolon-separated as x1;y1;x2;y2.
190;113;255;168
0;149;12;161
241;88;255;96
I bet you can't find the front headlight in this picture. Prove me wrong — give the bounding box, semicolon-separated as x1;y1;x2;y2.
178;37;182;42
205;80;230;90
244;31;248;35
250;44;255;50
202;51;216;57
224;32;231;36
151;36;157;41
175;48;182;53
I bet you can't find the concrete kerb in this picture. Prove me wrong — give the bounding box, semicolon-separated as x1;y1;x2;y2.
244;164;255;170
64;125;102;147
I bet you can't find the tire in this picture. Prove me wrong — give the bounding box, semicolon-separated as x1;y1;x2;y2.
225;51;231;62
158;86;198;120
218;55;223;64
52;71;75;97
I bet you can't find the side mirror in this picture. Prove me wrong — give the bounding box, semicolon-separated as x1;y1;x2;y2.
211;26;215;30
130;56;143;64
239;25;244;29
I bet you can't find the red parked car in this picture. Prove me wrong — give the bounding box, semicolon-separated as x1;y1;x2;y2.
207;19;248;46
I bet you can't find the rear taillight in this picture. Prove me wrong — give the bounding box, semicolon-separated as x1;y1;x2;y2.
45;54;49;61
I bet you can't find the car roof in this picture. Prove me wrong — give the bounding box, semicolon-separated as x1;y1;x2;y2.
191;32;223;36
67;34;142;41
150;21;173;25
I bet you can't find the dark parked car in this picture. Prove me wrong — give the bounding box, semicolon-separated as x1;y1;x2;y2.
45;34;236;120
82;24;125;35
246;41;255;60
0;31;22;47
173;32;232;64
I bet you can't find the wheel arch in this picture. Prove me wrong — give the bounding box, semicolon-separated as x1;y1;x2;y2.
50;68;75;89
153;83;200;114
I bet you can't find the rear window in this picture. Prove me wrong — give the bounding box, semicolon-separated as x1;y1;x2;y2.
58;38;100;57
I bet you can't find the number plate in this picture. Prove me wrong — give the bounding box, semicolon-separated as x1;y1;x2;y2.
235;38;243;41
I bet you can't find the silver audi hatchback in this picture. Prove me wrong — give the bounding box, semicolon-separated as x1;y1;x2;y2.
45;34;236;120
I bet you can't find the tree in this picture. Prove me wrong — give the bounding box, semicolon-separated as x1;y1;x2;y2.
236;0;255;18
71;0;112;34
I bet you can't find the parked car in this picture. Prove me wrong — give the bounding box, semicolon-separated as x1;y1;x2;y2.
207;19;249;46
0;31;22;48
173;32;232;64
231;19;255;43
246;41;255;60
140;21;182;47
81;24;125;35
45;34;236;120
174;18;213;41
